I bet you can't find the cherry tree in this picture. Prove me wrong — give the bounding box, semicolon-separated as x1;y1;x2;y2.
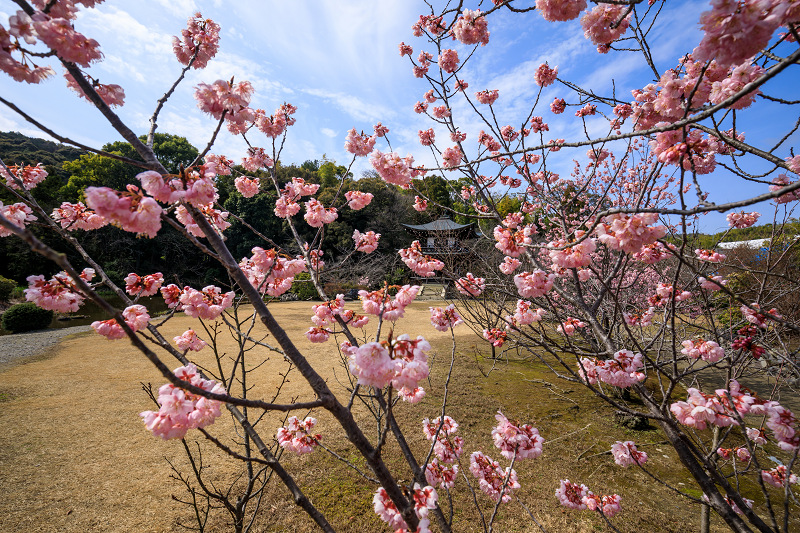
1;1;800;532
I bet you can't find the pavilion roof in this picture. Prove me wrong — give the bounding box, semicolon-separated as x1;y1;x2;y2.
402;216;475;232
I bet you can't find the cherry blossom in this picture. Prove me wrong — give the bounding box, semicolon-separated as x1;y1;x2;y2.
175;204;230;238
413;196;428;211
492;411;543;460
580;3;631;45
348;342;394;388
174;329;207;352
726;211;761;228
483;328;507;347
172;12;220;69
304;198;338;227
438;48;459;73
429;305;463;331
534;63;558;87
475;89;499;105
761;465;798;488
353;229;380;253
399;241;445;277
179;285;234;320
344;128;376;156
0;201;37;237
455;273;485;296
536;0;587;22
595;213;667;255
85;185;162;238
695;248;726;263
470;451;520;502
499;256;521;275
514;270;555;299
234;176;260;198
91;304;150;340
369;150;414;188
64;72;125;107
611;441;648;467
24;268;94;313
2;163;48;190
549;231;596;269
344;190;373;210
140;363;225;440
51;201;106;231
451;9;490;46
124;272;164;297
277;416;321;454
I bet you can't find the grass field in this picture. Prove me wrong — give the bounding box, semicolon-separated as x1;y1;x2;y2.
0;300;738;532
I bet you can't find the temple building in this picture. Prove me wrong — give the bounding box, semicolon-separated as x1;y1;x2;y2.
402;216;480;284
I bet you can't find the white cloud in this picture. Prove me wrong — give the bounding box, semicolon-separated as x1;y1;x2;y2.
302;88;395;123
153;0;198;17
320;128;337;138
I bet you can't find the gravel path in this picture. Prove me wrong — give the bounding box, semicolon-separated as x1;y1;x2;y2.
0;326;91;365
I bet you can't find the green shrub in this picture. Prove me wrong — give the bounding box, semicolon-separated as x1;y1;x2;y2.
1;303;54;333
0;276;15;302
290;273;319;300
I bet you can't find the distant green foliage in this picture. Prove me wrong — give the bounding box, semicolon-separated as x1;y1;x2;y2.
1;302;53;333
290;273;318;300
0;276;15;301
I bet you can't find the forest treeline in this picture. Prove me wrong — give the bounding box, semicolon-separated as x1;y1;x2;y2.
1;131;795;289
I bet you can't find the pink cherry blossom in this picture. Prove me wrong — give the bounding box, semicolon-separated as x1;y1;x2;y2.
499;256;521;275
91;304;150;340
595;213;667;255
140;363;225;440
0;201;37;237
611;441;648;467
51;201;106;231
726;211;761;228
429;305;463;332
536;0;587;22
769;174;800;203
418;128;435;146
761;465;798;488
369;150;414;188
534;63;558;87
85;185;162;238
469;451;520;502
512;300;546;326
175;204;230;238
234;176;260;198
483;328;507;347
451;9;490;46
124;272;164;297
172;12;220;69
179;285;234;320
558;317;586;336
2;163;48;190
353;229;380;253
344;128;376;156
304;198;338;227
64;72;125;107
514;270;555;299
425;459;458;489
277;416;321;454
555;479;589;510
452;273;483;297
550;97;566;114
24;268;94;313
438;49;459;73
492;411;543;460
174;329;207;352
580;3;631;45
549;231;596;269
344;190;373;210
695;248;726;263
413;196;428;211
31;13;102;67
399;241;445;277
348;341;394;388
475;89;499;105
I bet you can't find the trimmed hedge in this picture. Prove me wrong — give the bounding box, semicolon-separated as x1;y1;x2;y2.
1;302;53;333
0;276;15;302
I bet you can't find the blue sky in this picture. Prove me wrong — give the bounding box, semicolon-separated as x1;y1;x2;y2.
0;0;797;233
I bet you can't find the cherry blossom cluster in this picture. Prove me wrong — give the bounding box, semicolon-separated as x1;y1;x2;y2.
451;9;490;46
580;3;631;46
475;89;499;105
276;416;321;454
359;285;420;321
369;150;415;188
51;201;106;231
124;272;164;297
493;224;534;257
346;334;430;402
137;169;214;207
175;204;230;238
732;325;766;359
2;163;48;190
344;128;376;156
695;249;726;263
681;339;725;363
726;211;761;228
716;446;751;463
548;231;596;269
555;479;621;517
172;12;220;69
304;198;338;228
595;213;667;255
492;411;543;460
0;5;101;84
455;273;485;296
536;0;586;22
174;329;207;352
413;196;428;211
0;201;37;237
64;71;124;107
238;246;306;296
507;300;546;328
24;267;95;313
373;483;438;533
557;316;586;336
611;441;648;468
84;185;162;238
178;285;234;320
469;451;520;503
623;307;655;327
534;63;558;87
254;103;298;139
275;177;319;218
499;256;521;275
513;270;555;299
194;79;255;134
741;303;781;328
578;350;646;388
648;283;692;307
234;176;259;198
698;276;726;291
140;363;225;440
422;416;464;466
483;328;507;347
91;304;150;339
429;305;463;332
399;241;445;277
353;229;380;253
761;465;798;488
344;190;373;210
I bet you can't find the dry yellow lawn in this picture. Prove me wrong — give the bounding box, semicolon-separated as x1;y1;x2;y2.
0;301;732;532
